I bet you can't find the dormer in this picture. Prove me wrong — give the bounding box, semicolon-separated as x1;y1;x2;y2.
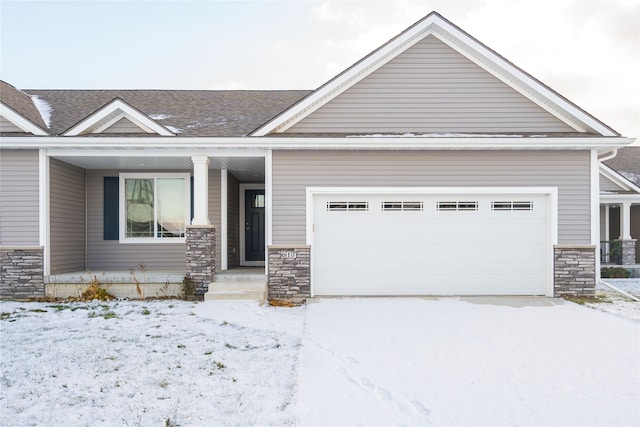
63;98;175;136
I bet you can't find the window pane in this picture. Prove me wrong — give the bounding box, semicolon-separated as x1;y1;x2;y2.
126;179;154;237
253;194;265;208
157;178;185;238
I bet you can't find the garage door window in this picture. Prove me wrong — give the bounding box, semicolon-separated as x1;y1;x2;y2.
491;201;533;211
327;201;369;212
382;201;424;212
437;201;478;211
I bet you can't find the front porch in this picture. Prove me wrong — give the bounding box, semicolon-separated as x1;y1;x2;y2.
43;150;268;299
600;198;640;265
45;267;267;301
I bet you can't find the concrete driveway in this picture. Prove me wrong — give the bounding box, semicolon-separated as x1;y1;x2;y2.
295;297;640;426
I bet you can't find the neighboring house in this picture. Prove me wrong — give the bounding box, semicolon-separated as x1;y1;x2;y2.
0;12;635;301
599;148;640;265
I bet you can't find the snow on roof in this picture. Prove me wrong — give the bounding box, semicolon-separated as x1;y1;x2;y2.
30;95;52;128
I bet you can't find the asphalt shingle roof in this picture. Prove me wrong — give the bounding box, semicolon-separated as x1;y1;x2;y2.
0;80;48;131
24;89;311;137
604;147;640;186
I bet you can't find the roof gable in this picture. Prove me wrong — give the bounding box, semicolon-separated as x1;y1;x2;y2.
600;164;640;194
0;81;48;135
252;12;618;136
63;98;175;136
286;35;574;134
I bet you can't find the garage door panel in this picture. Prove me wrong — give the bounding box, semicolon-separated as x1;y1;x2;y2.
313;192;549;296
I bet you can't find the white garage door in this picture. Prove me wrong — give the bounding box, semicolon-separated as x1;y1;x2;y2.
312;191;550;296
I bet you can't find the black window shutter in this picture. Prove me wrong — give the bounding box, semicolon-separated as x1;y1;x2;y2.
103;177;119;240
190;176;194;223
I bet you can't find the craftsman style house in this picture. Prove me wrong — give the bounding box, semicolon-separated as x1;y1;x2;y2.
1;12;636;301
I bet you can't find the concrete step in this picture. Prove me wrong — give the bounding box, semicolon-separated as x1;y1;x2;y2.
213;274;267;283
204;281;267;304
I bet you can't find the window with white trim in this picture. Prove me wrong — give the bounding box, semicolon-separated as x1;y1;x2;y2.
120;173;190;241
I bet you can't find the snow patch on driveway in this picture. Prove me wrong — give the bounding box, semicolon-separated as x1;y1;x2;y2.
296;297;640;426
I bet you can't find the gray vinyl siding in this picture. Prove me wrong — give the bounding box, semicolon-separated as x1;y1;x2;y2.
600;174;624;192
209;170;222;267
227;173;240;269
101;117;146;134
0;150;39;245
0;116;23;133
287;35;573;134
50;159;86;273
272;150;591;245
87;170;187;271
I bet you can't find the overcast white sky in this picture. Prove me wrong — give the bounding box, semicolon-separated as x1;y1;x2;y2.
1;0;638;139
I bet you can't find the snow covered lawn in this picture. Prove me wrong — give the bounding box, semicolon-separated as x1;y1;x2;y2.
0;300;305;426
588;279;640;320
1;296;639;426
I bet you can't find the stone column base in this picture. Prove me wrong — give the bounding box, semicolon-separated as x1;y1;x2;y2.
554;245;596;297
1;246;45;299
268;245;310;305
616;239;637;265
186;226;216;295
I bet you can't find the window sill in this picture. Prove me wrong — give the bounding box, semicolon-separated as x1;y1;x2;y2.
118;238;186;244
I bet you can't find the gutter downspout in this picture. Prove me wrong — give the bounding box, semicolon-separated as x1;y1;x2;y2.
598;149;618;162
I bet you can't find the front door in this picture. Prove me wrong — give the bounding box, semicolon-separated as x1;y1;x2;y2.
245;190;265;261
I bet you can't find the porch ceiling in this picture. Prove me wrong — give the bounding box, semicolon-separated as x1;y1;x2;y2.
53;155;265;182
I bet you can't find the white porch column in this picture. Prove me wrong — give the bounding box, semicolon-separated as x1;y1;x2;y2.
191;155;210;225
619;202;632;240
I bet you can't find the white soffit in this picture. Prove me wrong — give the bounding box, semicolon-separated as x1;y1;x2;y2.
600;164;640;194
63;98;175;136
0;103;48;135
251;12;617;137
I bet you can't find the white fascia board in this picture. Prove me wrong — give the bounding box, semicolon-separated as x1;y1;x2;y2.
591;150;599;246
0;136;634;151
0;103;48;135
64;99;174;136
599;164;640;194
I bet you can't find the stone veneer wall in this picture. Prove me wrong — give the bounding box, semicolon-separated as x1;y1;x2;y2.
267;245;310;305
554;245;596;296
0;247;45;299
185;226;216;295
618;239;637;265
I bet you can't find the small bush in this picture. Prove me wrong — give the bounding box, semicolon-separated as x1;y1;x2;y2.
75;276;116;301
601;267;632;278
181;274;197;300
269;299;297;307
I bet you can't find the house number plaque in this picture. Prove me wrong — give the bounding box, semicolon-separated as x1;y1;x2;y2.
280;251;297;259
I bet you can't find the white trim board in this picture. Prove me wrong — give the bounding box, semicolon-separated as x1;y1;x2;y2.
2;136;634;151
221;169;228;271
306;186;558;297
